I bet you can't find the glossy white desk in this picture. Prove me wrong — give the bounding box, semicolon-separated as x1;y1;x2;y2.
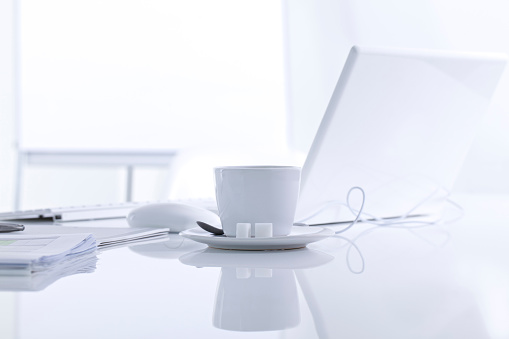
2;193;509;339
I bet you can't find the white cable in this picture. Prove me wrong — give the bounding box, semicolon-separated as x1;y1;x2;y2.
334;186;365;234
303;186;463;276
297;185;464;231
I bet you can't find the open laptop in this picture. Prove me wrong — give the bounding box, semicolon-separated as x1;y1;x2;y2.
295;46;507;225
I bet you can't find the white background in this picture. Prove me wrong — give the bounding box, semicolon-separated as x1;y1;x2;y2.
3;0;288;209
1;0;509;210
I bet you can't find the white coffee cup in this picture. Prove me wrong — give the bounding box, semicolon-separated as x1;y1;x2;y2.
214;166;301;237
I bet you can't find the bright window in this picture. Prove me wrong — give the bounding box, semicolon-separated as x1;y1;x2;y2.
19;0;287;152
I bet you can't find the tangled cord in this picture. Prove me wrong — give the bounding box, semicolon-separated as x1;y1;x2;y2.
297;186;464;234
335;186;365;234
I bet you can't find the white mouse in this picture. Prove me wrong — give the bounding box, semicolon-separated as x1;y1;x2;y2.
127;202;221;233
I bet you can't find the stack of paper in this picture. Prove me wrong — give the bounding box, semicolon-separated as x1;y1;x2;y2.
0;251;98;291
1;225;171;291
0;233;96;275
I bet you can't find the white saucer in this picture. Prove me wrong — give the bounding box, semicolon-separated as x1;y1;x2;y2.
179;226;334;251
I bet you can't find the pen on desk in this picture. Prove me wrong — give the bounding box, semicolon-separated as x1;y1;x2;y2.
0;222;25;233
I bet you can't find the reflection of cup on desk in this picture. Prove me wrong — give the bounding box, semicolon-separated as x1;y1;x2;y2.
214;166;301;237
214;267;299;332
179;248;334;333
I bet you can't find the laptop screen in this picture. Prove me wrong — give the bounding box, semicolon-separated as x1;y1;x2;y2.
296;46;507;225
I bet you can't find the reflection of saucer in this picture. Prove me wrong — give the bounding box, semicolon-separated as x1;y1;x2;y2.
179;247;334;269
180;226;334;250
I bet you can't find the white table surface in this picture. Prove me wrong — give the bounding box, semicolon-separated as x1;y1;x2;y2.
2;193;509;339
